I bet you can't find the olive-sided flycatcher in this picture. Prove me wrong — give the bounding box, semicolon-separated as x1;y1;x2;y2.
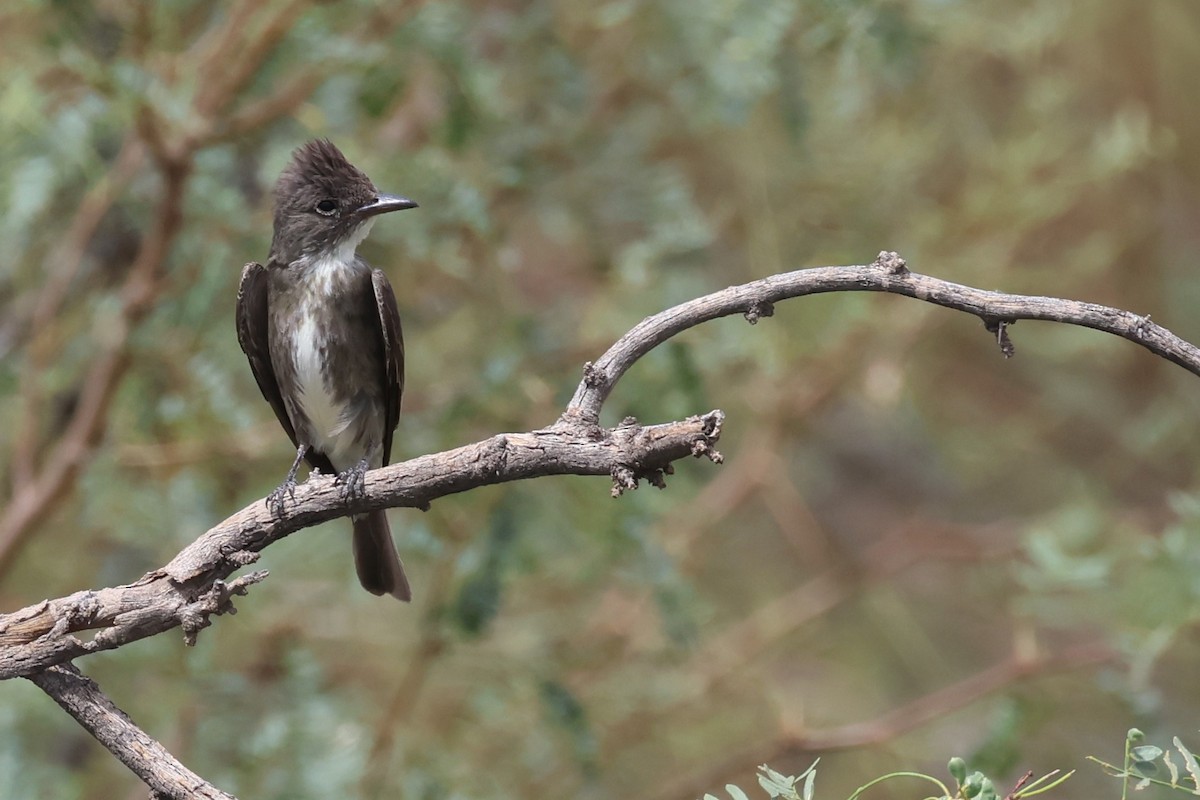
236;139;415;601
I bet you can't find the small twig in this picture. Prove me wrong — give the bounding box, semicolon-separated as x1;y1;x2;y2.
1005;769;1035;800
983;317;1017;358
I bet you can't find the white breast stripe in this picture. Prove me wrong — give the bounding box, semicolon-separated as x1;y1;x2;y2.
289;223;379;472
293;282;351;468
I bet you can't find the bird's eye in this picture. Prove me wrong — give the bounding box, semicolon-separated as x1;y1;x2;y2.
315;199;337;216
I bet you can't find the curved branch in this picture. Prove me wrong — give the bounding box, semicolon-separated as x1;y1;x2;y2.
0;413;724;679
565;251;1200;423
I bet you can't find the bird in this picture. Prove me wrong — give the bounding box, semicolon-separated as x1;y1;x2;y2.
236;139;416;601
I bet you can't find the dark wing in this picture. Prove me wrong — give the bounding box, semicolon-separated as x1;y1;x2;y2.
236;262;298;448
371;269;404;465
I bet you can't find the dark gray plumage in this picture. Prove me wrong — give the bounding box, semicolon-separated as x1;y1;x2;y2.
236;139;416;601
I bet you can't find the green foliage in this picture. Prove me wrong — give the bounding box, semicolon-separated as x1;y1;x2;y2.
452;497;519;636
705;759;1071;800
0;684;88;800
538;678;598;776
1090;729;1200;796
705;763;818;800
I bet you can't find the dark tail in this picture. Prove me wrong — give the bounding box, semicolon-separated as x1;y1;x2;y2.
352;511;412;602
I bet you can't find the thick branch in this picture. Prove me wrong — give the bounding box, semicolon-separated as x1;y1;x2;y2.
0;413;724;679
565;252;1200;423
28;663;237;800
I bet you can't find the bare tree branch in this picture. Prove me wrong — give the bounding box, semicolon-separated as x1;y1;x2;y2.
0;414;724;678
566;251;1200;423
28;663;238;800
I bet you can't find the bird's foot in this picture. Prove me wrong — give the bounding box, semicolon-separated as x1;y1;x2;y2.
265;443;309;517
335;458;370;503
266;476;298;517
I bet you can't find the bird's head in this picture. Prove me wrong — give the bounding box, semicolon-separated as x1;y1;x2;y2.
269;139;417;265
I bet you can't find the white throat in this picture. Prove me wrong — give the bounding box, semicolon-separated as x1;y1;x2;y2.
301;219;375;288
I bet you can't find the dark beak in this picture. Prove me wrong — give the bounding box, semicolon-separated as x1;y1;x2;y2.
357;193;419;218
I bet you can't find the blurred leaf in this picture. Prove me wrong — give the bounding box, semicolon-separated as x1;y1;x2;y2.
1131;745;1165;763
1175;737;1200;791
539;679;597;775
451;498;519;636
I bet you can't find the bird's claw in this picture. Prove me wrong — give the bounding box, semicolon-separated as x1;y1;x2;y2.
335;459;369;502
266;477;298;517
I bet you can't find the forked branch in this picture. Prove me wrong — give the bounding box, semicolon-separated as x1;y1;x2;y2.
8;252;1198;672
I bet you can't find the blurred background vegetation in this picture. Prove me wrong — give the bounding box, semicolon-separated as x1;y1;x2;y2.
2;1;1200;798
